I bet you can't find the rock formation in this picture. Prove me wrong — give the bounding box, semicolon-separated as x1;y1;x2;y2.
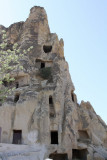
0;6;107;160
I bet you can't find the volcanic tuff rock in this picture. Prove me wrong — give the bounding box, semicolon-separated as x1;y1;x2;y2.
0;6;107;160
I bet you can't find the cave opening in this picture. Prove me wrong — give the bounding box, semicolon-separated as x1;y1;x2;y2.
13;130;22;144
51;131;58;144
43;45;52;53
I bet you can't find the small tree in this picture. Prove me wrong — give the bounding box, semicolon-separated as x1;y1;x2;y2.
0;30;33;103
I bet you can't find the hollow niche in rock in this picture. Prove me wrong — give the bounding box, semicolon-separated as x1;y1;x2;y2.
78;130;90;140
71;91;75;102
49;96;55;118
51;131;58;144
14;93;20;103
15;82;19;88
13;130;22;144
43;45;52;53
78;130;91;144
72;149;88;160
41;62;45;68
14;75;30;88
49;96;53;104
49;153;68;160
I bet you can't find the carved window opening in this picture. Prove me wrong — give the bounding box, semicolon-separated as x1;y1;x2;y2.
13;130;22;144
78;130;90;139
72;93;74;102
14;93;20;103
41;62;45;68
16;82;19;88
72;149;88;160
78;130;90;143
71;91;75;102
15;75;29;87
43;45;52;53
49;96;55;118
49;153;68;160
51;131;58;144
49;96;53;104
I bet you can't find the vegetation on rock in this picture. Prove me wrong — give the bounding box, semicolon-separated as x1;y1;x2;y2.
40;67;52;79
0;30;33;102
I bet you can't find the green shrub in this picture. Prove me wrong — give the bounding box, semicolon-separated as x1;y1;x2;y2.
40;67;52;79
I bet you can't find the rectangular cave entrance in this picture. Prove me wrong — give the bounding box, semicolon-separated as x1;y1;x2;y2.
41;62;45;68
78;130;89;139
49;96;55;118
49;153;68;160
51;131;58;144
13;130;22;144
78;130;91;144
72;149;88;160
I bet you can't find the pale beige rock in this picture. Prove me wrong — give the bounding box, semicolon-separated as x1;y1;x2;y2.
0;5;107;160
94;153;105;160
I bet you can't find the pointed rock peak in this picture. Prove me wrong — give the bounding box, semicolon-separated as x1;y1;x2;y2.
29;6;48;21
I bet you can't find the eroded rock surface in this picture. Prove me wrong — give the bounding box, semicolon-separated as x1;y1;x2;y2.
0;6;107;160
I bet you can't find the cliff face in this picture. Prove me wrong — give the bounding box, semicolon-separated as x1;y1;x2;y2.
0;6;107;160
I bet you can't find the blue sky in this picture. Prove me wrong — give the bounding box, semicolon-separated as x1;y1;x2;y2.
0;0;107;124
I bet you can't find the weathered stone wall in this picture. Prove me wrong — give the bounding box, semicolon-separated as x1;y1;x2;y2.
0;6;107;160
